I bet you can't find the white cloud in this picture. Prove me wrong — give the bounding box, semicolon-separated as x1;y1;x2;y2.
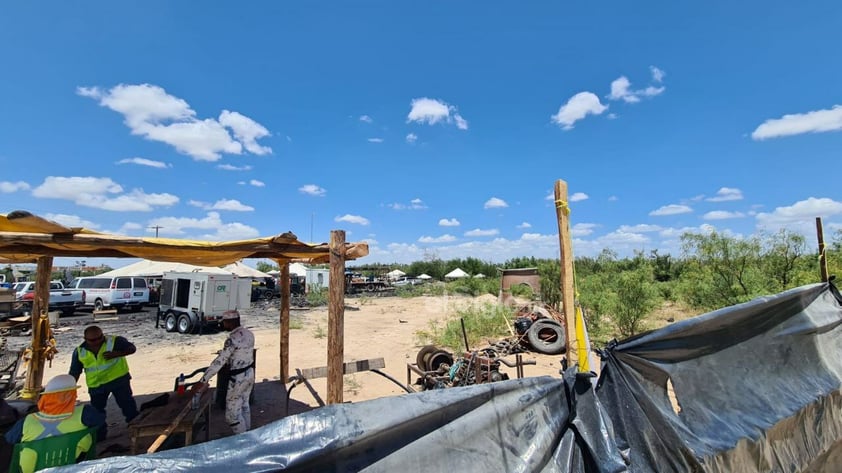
0;181;30;193
216;164;252;171
146;211;259;239
484;197;508;209
571;223;598;237
406;133;418;144
706;187;743;202
703;210;746;220
756;197;842;227
608;74;665;103
367;138;384;143
418;234;457;244
650;66;665;83
189;199;254;212
78;83;271;161
464;228;499;237
649;204;693;216
570;192;589;202
117;222;142;235
609;77;640;104
218;110;272;155
299;184;326;197
44;213;100;229
407;98;468;130
335;214;370;226
751;105;842;140
388;199;427;210
439;218;460;227
517;222;532;229
117;157;171;169
608;196;618;202
618;224;663;233
32;176;178;212
359;115;373;123
545;192;554;201
249;179;265;187
551;92;608;130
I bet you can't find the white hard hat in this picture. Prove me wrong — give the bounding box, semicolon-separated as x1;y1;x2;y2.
222;310;240;320
43;374;80;394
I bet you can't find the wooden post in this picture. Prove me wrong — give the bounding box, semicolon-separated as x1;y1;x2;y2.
279;260;291;383
817;217;829;283
554;180;578;368
21;256;53;399
327;230;346;404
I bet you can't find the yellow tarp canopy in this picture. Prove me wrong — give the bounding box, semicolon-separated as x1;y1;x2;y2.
0;210;368;266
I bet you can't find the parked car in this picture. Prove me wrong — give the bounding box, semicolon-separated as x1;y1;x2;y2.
69;276;149;311
393;277;424;287
13;280;86;316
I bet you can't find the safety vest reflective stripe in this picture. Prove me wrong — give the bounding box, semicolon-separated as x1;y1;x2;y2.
77;336;129;388
22;407;86;442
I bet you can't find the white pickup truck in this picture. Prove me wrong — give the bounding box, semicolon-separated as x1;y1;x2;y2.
13;280;86;316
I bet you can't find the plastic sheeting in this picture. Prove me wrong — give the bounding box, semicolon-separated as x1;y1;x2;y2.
51;283;842;472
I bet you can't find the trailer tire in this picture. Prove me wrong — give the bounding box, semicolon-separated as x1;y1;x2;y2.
164;312;177;332
526;321;566;355
177;313;194;334
365;284;375;292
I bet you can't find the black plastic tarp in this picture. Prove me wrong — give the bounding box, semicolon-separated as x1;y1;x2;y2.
51;282;842;472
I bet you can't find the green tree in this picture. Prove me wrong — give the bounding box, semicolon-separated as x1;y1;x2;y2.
679;231;763;309
256;260;278;273
608;267;660;338
761;229;807;291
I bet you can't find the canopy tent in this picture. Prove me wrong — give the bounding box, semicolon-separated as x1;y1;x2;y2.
222;261;272;279
474;273;486;279
289;262;308;277
386;269;406;280
417;273;432;280
444;268;469;279
0;210;368;266
96;259;231;278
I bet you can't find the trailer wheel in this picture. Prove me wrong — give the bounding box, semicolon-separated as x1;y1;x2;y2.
365;284;375;292
177;313;194;334
164;312;177;332
526;321;566;355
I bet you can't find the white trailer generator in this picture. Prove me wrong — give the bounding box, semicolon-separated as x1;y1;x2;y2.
157;271;249;334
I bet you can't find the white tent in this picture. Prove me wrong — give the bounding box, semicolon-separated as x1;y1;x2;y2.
223;261;272;279
444;268;469;279
386;269;406;280
95;259;230;278
474;273;486;279
265;263;308;277
417;273;432;280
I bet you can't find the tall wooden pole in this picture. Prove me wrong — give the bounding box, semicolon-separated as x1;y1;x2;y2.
327;230;346;404
278;260;291;383
554;180;578;368
817;217;829;283
21;256;53;399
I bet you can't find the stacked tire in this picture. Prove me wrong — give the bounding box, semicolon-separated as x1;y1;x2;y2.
526;319;566;355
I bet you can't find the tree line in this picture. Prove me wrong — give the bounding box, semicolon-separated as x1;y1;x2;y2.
379;229;841;340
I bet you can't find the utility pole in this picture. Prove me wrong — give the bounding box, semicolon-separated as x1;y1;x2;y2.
149;225;163;238
310;213;314;242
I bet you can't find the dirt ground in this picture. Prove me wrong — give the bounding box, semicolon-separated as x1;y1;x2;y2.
5;293;572;454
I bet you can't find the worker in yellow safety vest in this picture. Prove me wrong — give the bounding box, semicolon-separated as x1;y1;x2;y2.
69;325;139;440
4;374;105;473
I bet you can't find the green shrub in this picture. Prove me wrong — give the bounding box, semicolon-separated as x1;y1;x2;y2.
415;302;513;352
307;287;328;306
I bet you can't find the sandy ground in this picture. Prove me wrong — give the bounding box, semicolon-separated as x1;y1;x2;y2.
4;293;571;453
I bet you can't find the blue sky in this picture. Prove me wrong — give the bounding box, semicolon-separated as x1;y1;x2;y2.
2;2;841;267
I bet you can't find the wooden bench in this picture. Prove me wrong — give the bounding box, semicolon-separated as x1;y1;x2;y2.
285;358;412;414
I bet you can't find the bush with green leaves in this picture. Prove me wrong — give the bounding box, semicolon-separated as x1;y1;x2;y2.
609;267;660;338
306;287;328;306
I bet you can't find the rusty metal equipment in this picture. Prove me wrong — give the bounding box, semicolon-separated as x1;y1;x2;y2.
407;346;535;391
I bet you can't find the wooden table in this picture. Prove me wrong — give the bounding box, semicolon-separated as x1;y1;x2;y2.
127;389;213;454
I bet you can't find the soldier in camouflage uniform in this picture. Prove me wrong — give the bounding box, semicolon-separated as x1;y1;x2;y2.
193;310;255;434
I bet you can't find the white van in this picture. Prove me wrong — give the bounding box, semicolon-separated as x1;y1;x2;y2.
70;276;150;311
